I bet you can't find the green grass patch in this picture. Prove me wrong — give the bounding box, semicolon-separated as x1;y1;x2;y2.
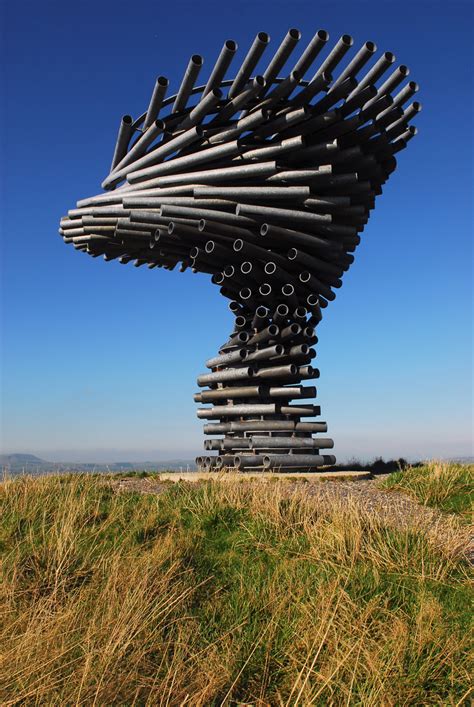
382;460;473;520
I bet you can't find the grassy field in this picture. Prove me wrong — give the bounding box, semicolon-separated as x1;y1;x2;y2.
382;460;473;521
0;463;472;705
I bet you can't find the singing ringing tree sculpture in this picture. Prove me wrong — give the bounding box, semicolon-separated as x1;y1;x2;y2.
59;28;420;472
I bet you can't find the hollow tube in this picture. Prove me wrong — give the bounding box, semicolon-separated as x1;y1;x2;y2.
144;76;169;129
172;54;204;112
203;39;238;96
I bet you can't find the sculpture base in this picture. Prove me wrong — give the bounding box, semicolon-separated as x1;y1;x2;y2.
195;304;335;472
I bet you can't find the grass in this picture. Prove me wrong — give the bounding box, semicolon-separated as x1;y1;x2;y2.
382;460;473;521
0;465;472;705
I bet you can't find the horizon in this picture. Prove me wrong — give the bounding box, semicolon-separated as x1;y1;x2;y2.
1;0;473;463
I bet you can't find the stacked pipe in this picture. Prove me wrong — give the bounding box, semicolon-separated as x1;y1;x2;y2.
59;28;419;471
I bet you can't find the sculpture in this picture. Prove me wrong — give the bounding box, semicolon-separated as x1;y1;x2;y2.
59;29;419;471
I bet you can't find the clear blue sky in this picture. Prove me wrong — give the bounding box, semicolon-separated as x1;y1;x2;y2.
1;0;472;462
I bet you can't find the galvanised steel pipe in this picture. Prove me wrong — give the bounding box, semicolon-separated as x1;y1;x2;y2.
106;119;166;184
197;386;262;402
292;71;332;106
153;160;278;187
197;366;255;386
234;455;266;469
292;29;329;77
109;125;204;186
60;27;419;472
251;437;333;448
362;65;410;110
207;108;270;144
179;88;223;130
228;32;270;98
262;28;301;90
197;403;278;418
377;81;418;118
172;55;204;112
202;39;238;97
215;454;236;468
263;454;335;467
331;40;377;89
348;51;396;98
205;348;248;368
246;344;284;362
110;115;134;171
312;34;353;79
144;76;169;129
127;139;242;182
214;76;266;124
204;420;297;433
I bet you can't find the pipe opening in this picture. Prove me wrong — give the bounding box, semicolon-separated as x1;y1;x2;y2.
282;284;295;296
342;35;354;46
225;39;237;51
240;287;252;299
365;41;376;52
384;51;395;62
241;261;252;274
413;101;421;111
157;76;169;86
268;325;279;335
224;265;235;277
276;304;289;315
399;65;410;76
259;284;272;296
258;32;270;43
408;81;419;91
289;28;301;40
122;115;133;124
205;241;215;253
264;262;276;274
318;29;329;41
192;54;204;65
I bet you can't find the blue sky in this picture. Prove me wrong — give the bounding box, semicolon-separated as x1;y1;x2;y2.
1;0;472;462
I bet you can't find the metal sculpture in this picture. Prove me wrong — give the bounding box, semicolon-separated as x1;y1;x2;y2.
59;29;420;472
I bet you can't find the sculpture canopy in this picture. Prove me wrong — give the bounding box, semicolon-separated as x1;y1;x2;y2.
59;28;419;471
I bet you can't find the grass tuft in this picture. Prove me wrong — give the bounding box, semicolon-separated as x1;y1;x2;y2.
382;460;473;520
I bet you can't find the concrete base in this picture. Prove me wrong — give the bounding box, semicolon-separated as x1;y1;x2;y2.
156;470;372;482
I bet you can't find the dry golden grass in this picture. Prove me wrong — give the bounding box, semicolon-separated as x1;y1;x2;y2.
0;468;472;705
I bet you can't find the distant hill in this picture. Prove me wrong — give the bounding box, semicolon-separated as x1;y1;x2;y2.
0;454;46;465
0;454;197;476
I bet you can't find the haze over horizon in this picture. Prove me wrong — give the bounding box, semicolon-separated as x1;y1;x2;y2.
1;0;472;464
